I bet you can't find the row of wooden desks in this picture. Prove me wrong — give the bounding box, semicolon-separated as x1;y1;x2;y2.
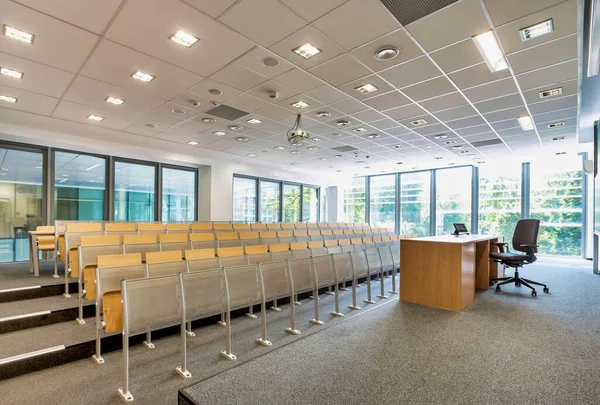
399;234;503;312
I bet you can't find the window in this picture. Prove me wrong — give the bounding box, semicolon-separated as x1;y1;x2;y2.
54;151;105;220
479;165;521;243
162;167;196;222
400;171;431;236
0;148;44;262
283;184;301;223
114;161;156;221
369;175;396;228
302;186;319;222
233;177;257;222
436;167;473;235
530;156;583;256
343;177;366;223
260;181;281;223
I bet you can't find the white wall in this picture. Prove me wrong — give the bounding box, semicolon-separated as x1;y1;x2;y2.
0;109;345;221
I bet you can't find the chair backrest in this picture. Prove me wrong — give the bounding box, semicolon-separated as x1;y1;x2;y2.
250;223;267;231
182;269;226;321
123;234;157;244
512;219;540;258
137;223;165;233
146;250;183;264
96;264;146;308
266;223;281;231
166;223;190;233
159;233;190;252
146;260;187;277
239;231;261;246
245;244;268;255
350;250;369;278
185;248;215;259
277;231;294;243
259;261;290;300
247;252;273;264
186;256;222;272
332;252;353;283
287;258;314;293
224;264;262;311
191;223;212;232
311;255;335;287
213;223;233;231
280;223;294;230
190;233;216;249
232;223;250;231
259;231;278;245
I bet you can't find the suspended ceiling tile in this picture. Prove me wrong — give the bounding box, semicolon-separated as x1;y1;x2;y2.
515;60;578;91
181;0;239;19
379;56;441;89
52;99;137;130
507;34;578;75
338;75;395;101
430;39;484;73
236;47;295;79
210;63;269;92
419;92;469;113
482;0;564;27
462;77;519;103
310;54;372;87
434;104;479;122
522;78;578;105
401;76;456;102
305;85;347;105
274;68;325;93
474;93;524;114
449;62;512;89
0;85;59;116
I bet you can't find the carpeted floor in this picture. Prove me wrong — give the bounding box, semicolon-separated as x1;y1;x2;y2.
0;258;598;405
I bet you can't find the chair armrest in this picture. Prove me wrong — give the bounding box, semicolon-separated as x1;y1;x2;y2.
492;242;509;253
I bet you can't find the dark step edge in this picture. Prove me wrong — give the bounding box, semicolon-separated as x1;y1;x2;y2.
0;282;78;303
0;304;95;335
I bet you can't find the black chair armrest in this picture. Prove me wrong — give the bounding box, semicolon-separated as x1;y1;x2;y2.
493;242;509;253
520;244;538;254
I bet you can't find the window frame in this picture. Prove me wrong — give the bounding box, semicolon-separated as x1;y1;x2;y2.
161;164;199;222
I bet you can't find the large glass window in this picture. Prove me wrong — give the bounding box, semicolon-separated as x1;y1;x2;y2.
343;177;366;223
530;156;583;256
283;184;301;223
302;186;319;222
162;167;196;222
54;152;105;220
0;148;44;262
114;161;156;221
479;164;521;242
369;175;396;228
400;171;431;236
260;181;281;223
233;177;257;222
436;167;473;235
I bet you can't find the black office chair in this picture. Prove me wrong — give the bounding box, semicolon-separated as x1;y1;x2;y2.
489;219;549;297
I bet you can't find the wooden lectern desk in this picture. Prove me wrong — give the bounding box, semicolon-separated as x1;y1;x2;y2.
399;234;503;311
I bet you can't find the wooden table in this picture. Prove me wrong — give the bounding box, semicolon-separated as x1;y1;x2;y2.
399;234;503;311
28;230;55;277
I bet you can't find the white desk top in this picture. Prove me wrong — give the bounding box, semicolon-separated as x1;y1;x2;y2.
402;234;500;244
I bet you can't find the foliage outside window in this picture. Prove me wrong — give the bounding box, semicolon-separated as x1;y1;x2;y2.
369;175;396;228
162;168;196;222
479;165;521;243
400;171;431;236
343;177;366;223
302;186;319;222
436;167;472;235
233;177;257;222
283;184;301;223
530;157;582;256
260;181;281;223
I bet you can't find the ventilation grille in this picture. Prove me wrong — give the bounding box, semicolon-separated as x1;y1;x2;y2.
206;105;249;121
470;138;504;148
380;0;459;26
332;146;359;153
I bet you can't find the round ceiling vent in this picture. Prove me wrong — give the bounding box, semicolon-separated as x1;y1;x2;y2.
375;47;400;61
262;57;280;67
208;89;223;96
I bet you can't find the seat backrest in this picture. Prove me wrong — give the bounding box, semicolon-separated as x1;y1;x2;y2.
327;246;343;255
332;252;353;283
190;233;216;249
259;261;290;300
310;247;328;257
250;223;267;231
239;231;261;246
213;223;233;231
123;234;157;244
191;223;213;232
294;223;307;229
165;223;190;233
137;223;165;233
146;260;187;277
350;250;369;278
146;250;183;264
311;255;335;287
365;248;382;274
280;223;294;230
512;219;540;258
287;258;314;293
245;244;268;255
186;257;222;272
185;248;215;259
266;223;282;231
224;264;262;311
247;252;273;264
159;233;188;243
182;269;226;321
96;264;146;306
232;223;250;231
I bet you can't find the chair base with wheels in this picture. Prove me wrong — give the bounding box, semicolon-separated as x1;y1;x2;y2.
490;268;549;297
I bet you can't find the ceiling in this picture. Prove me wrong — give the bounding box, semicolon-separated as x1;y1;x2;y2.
0;0;582;176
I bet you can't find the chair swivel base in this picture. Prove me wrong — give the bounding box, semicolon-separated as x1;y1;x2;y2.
490;270;548;297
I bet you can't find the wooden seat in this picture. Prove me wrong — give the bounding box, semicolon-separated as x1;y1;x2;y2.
185;248;216;260
217;246;244;257
191;223;212;232
137;223;165;234
280;223;294;229
213;223;233;231
244;245;268;255
89;253;142;302
290;242;308;251
104;223;137;235
232;223;250;231
338;239;351;246
308;240;324;249
268;243;290;252
166;223;190;233
146;250;183;264
324;239;338;247
190;233;216;249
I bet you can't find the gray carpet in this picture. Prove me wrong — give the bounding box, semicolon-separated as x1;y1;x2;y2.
0;261;66;289
0;258;598;405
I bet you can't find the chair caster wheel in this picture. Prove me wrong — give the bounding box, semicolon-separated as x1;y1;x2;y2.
489;281;494;287
543;287;549;293
531;290;537;297
515;283;521;287
495;286;501;292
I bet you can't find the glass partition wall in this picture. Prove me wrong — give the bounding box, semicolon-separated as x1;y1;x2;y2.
435;167;473;235
260;181;281;223
400;171;431;237
162;167;197;222
233;177;257;223
369;175;396;228
114;161;156;222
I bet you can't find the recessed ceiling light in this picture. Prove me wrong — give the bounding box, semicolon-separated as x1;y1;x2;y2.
1;168;8;171
318;157;327;161
459;150;469;154
213;131;226;136
3;25;34;44
552;136;565;141
291;101;310;109
548;122;565;129
472;31;508;72
556;152;566;155
202;117;217;123
452;145;464;150
0;173;7;177
435;157;443;160
261;57;279;67
426;145;434;149
356;161;365;164
132;71;154;82
364;166;370;169
208;89;223;96
336;120;350;126
246;118;262;124
292;43;321;59
353;127;367;132
229;125;243;131
517;116;534;131
411;167;417;170
0;67;23;79
448;163;456;166
367;134;380;139
0;95;17;103
355;84;378;94
274;146;286;150
172;108;185;115
443;139;456;144
316;111;330;118
520;19;553;42
331;133;342;137
291;141;303;146
236;137;249;142
187;141;199;146
145;123;157;128
169;30;199;48
336;169;342;172
88;115;104;121
105;96;125;105
291;163;298;166
396;162;403;165
375;47;399;61
307;146;318;151
411;119;427;126
291;150;300;154
393;144;403;149
477;161;485;164
247;153;257;157
312;138;321;142
539;87;563;98
335;155;342;158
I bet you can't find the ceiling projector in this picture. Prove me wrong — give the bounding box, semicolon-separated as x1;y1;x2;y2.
287;114;310;144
